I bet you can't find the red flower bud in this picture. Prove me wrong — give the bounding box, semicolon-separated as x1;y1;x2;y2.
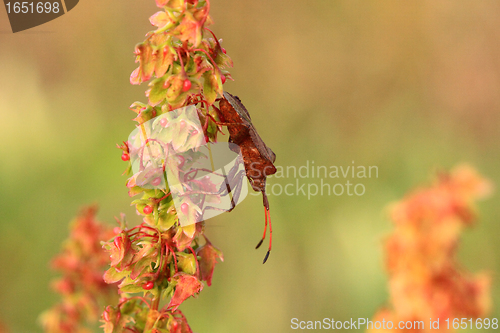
182;79;192;92
160;117;168;127
151;177;162;186
142;281;154;290
143;205;153;215
103;307;111;322
114;236;122;249
181;203;189;215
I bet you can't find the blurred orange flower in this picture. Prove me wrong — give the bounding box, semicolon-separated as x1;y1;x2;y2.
370;165;492;332
40;206;118;333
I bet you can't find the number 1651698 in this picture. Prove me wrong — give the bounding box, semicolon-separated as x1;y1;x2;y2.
5;2;60;14
445;318;498;330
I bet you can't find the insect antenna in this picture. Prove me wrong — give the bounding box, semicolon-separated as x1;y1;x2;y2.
255;205;267;250
262;207;272;264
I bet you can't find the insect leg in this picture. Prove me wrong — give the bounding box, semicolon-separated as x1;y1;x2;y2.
222;169;245;212
200;170;245;214
196;106;250;134
198;168;245;218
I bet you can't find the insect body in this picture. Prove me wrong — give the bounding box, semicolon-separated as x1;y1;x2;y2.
217;91;277;263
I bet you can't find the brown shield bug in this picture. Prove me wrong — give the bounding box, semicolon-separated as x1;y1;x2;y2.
216;91;277;263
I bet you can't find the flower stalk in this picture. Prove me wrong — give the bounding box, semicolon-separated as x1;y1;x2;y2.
104;0;230;332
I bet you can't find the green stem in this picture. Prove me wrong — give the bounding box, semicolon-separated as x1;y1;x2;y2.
143;290;162;333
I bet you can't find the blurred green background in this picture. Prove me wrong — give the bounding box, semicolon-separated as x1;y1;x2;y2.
1;1;500;332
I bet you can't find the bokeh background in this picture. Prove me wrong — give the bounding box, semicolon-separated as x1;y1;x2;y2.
1;1;500;332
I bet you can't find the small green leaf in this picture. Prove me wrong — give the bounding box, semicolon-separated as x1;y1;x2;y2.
148;76;168;106
130;101;147;114
157;209;177;231
130;257;152;280
104;267;128;284
128;186;146;197
177;252;196;275
215;51;233;69
150;11;170;28
161;282;175;299
131;198;150;206
203;71;217;104
165;74;185;107
155;45;175;78
120;283;145;294
136;42;156;82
